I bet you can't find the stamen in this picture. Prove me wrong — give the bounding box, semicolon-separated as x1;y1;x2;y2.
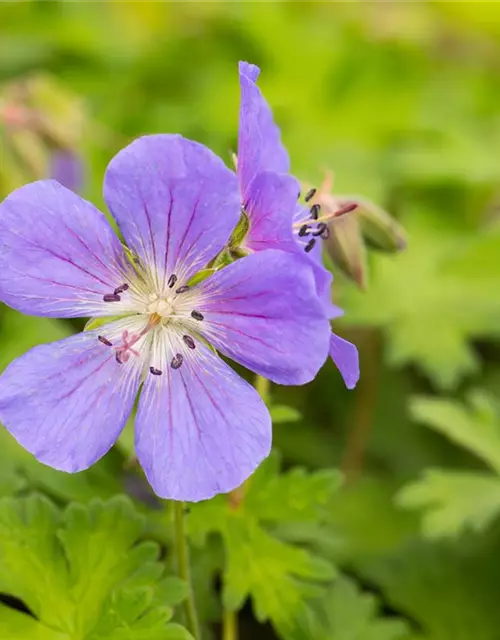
168;274;178;289
103;293;121;302
171;354;184;369
149;366;163;376
191;310;204;321
114;283;129;295
98;335;112;347
298;224;310;237
312;223;328;237
304;238;316;253
335;202;358;216
310;204;320;220
176;285;189;294
305;188;317;203
183;335;196;349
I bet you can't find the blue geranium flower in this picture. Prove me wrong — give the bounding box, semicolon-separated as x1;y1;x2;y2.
0;134;331;501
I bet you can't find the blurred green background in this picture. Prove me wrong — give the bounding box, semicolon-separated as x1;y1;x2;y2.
1;2;500;639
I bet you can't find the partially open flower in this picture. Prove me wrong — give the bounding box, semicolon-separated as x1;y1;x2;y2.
0;134;331;501
235;61;360;390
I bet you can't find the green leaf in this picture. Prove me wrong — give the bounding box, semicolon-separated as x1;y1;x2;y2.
409;391;500;473
270;405;302;424
0;602;67;640
314;576;410;640
362;535;500;640
398;470;500;538
0;495;191;640
339;212;500;389
187;455;339;637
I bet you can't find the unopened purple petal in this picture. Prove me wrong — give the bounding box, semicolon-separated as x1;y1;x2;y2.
238;61;290;202
329;332;359;389
243;171;299;253
135;346;271;501
0;180;129;317
198;250;331;385
104;134;240;285
49;149;84;193
0;328;142;472
239;61;260;83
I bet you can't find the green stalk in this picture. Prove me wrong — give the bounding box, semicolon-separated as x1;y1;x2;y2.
172;501;200;639
222;608;238;640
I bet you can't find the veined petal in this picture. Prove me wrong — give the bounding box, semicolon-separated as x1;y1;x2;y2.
329;332;360;390
0;180;130;317
0;323;143;472
135;344;271;502
198;250;331;385
238;61;290;201
242;171;300;253
104;134;240;290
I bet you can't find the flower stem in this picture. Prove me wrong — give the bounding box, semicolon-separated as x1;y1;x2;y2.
255;374;270;404
222;608;238;640
340;329;382;484
172;501;200;639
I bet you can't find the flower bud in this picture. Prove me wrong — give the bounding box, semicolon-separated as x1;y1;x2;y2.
348;196;407;253
324;213;368;289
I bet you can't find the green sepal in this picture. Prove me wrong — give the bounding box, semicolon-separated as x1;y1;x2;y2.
228;209;250;249
187;268;218;287
84;315;129;332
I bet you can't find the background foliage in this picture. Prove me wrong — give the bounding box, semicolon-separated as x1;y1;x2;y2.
1;1;500;639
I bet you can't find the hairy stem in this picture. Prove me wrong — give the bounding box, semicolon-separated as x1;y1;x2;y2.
172;501;200;639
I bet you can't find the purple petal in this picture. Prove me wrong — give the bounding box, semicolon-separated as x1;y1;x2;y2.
135;345;271;501
104;134;240;286
198;250;331;385
242;170;299;253
0;328;142;472
0;180;129;317
329;332;359;389
238;61;290;202
49;149;84;193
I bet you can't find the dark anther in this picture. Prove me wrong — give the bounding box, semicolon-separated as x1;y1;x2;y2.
115;352;123;364
176;285;189;294
98;335;112;347
297;191;301;200
321;226;330;239
191;310;204;321
103;293;121;302
298;224;310;237
309;204;321;220
335;202;358;217
304;238;316;253
183;335;196;349
114;283;129;295
149;366;163;376
312;223;328;237
168;274;178;289
305;188;317;203
171;353;184;370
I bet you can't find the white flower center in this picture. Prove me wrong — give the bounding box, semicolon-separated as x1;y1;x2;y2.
146;293;176;317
